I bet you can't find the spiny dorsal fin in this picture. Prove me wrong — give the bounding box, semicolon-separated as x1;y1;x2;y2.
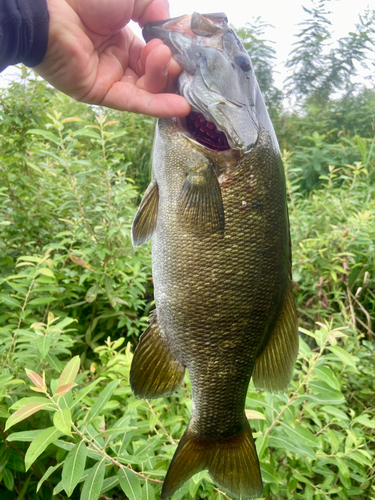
179;162;224;234
162;416;262;500
131;180;159;247
130;311;185;399
253;286;299;393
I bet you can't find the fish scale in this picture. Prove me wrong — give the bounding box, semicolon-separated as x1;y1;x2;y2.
130;12;299;500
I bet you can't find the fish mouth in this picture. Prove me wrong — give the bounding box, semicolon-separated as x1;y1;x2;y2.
144;13;279;154
184;111;230;152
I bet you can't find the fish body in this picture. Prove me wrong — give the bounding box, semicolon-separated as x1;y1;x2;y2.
130;12;298;499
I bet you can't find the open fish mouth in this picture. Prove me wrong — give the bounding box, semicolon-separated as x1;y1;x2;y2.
143;12;266;154
184;111;230;152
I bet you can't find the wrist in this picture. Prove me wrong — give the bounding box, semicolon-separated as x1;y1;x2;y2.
0;0;50;71
22;0;50;67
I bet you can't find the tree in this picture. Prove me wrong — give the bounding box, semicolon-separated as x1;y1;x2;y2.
285;0;375;105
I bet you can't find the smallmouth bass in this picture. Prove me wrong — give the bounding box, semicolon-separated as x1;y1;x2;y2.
130;12;298;499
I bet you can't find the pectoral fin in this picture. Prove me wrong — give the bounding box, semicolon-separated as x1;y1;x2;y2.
253;286;299;393
131;180;159;247
130;311;185;399
179;162;224;233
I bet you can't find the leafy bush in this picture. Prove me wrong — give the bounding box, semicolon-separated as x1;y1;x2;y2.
0;54;374;500
2;325;374;500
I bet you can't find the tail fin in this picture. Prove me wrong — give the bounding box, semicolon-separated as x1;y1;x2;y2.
162;416;263;499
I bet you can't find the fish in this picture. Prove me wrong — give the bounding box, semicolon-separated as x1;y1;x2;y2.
130;12;299;500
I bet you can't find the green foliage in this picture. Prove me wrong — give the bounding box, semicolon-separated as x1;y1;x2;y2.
0;7;375;496
2;327;374;500
0;70;154;357
286;149;375;330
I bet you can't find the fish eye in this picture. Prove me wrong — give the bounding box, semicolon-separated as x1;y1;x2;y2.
234;53;251;72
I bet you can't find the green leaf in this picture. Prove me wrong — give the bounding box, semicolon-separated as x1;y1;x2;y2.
260;463;283;484
25;160;43;174
3;468;14;491
37;462;64;492
142;481;155;500
57;356;80;392
0;406;9;419
80;459;106;500
255;433;269;461
119;468;142;500
335;457;350;479
62;441;87;496
70;378;105;410
268;435;316;459
28;297;57;306
7;430;42;442
37;268;55;278
0;294;20;309
313;365;340;390
53;480;64;495
353;414;375;429
46;353;63;372
53;408;72;436
17;256;41;263
0;375;13;387
5;402;53;431
86;380;119;423
54;317;76;330
321;405;350;421
280;422;319;448
10;397;54;411
27;129;61;145
85;284;99;303
73;129;101;139
101;476;119;494
37;335;51;359
25;427;62;471
307;380;345;405
328;345;358;369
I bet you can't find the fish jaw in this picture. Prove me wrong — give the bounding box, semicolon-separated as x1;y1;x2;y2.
143;12;278;154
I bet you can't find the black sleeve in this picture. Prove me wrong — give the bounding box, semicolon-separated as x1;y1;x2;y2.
0;0;49;72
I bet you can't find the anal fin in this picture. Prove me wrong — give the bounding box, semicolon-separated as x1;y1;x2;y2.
130;311;185;398
131;180;159;247
162;415;262;499
253;286;299;392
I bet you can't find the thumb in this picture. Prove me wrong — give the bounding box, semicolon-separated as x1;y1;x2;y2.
68;0;134;35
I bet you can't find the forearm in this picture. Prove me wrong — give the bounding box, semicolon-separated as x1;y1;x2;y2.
0;0;49;72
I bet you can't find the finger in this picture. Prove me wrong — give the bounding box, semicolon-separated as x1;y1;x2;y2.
132;0;170;27
165;57;183;93
71;0;134;35
100;82;191;118
143;44;171;94
137;41;183;93
137;38;164;75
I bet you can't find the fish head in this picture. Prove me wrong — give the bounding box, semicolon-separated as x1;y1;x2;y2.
143;12;278;157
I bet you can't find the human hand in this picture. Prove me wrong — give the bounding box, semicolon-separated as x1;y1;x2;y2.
34;0;191;118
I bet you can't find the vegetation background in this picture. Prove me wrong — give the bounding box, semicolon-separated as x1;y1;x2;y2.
0;1;374;499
